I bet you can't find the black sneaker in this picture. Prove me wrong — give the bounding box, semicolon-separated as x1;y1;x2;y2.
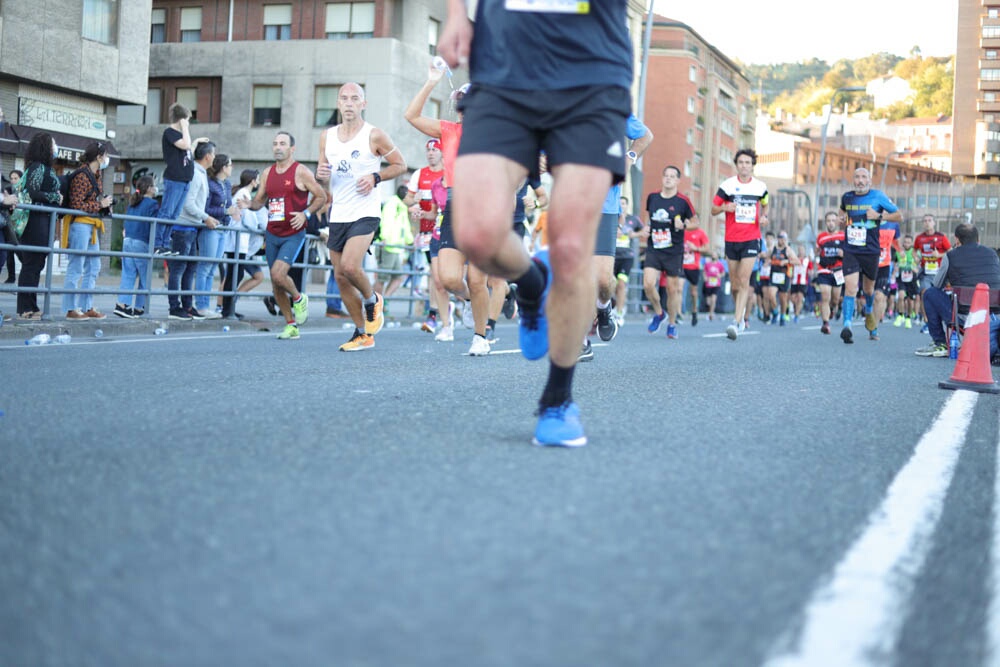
502;284;518;319
186;307;205;320
113;303;135;319
264;295;278;316
596;304;618;342
168;308;193;320
578;338;594;362
840;326;854;344
691;311;698;326
132;308;145;317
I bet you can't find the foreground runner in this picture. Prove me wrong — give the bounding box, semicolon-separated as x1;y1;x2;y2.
317;83;406;351
248;132;328;340
440;0;631;446
837;167;901;344
712;149;768;341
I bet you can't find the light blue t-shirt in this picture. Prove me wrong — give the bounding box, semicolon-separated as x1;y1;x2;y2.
602;114;649;214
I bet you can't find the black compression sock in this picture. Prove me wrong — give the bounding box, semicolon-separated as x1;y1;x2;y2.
514;259;547;303
539;362;575;409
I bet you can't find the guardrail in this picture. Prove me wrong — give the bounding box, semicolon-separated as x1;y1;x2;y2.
0;203;660;321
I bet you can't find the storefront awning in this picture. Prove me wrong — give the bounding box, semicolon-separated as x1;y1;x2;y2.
0;122;119;164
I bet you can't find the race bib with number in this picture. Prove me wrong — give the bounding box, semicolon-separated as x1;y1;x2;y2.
760;264;771;279
925;259;939;274
901;270;914;282
706;276;720;288
735;201;757;224
616;233;631;248
771;271;786;285
834;270;845;285
268;198;286;223
505;0;589;13
846;225;867;246
683;251;695;265
651;229;672;249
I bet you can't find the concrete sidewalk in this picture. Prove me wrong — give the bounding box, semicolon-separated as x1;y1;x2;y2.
0;271;427;341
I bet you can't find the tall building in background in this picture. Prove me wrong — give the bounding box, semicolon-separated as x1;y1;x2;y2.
0;1;151;184
640;16;755;247
954;0;998;178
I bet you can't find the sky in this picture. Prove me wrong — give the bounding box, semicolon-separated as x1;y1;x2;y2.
651;0;959;65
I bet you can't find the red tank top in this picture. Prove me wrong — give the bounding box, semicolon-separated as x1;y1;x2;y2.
265;161;310;237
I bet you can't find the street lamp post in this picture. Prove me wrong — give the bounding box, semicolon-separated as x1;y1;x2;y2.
778;188;813;243
813;86;866;228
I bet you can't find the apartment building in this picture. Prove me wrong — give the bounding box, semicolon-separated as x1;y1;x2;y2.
640;16;755;246
0;0;151;184
954;0;999;177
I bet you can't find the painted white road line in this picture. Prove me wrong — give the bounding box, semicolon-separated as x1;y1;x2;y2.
703;330;762;338
989;409;1000;667
763;389;979;667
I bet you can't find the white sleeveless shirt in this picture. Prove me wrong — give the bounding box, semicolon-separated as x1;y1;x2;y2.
324;122;382;223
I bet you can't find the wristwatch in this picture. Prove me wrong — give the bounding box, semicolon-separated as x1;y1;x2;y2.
372;173;382;186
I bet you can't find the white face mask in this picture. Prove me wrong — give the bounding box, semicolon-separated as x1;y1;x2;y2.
100;156;110;170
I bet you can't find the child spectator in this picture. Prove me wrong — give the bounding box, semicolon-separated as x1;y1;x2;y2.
115;176;159;318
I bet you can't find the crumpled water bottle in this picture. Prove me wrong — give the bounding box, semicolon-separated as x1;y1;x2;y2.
54;334;72;344
154;327;167;336
25;333;51;346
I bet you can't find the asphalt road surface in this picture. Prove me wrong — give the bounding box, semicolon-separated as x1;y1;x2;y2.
1;314;998;667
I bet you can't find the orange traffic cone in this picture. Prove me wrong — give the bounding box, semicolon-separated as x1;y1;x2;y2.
940;282;1000;394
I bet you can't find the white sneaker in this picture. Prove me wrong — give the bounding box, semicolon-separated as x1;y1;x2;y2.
435;325;454;342
461;302;475;329
468;335;490;356
198;309;222;320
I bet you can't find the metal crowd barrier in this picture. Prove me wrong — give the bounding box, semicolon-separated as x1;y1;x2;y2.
0;203;663;321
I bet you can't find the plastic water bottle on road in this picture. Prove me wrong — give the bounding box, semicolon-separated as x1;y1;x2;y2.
94;329;104;339
25;333;51;346
154;327;167;336
949;329;960;360
54;334;72;344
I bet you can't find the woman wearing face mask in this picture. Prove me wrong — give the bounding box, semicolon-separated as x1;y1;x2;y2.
15;134;63;319
62;141;114;319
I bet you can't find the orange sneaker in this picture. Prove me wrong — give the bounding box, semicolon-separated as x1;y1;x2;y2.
363;293;384;335
339;331;374;351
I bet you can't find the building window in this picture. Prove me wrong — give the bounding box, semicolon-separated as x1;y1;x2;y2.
687;97;695;113
264;4;292;41
253;86;282;126
686;129;694;145
314;85;341;127
990;7;1000;18
689;65;697;83
720;118;735;137
684;161;691;177
987;92;997;103
151;8;166;43
988;51;999;60
984;25;1000;39
982;68;1000;81
721;147;733;163
428;18;440;56
180;7;202;42
147;88;163;125
427;99;441;119
176;88;198;122
82;0;118;45
325;2;375;40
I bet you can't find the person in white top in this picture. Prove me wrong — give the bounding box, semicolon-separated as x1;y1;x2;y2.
316;82;406;352
220;169;266;318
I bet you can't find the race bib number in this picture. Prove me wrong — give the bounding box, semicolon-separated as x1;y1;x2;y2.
683;251;695;266
771;271;786;285
834;270;845;286
760;264;771;279
505;0;589;13
417;231;432;250
616;233;631;249
268;198;286;223
901;270;914;282
735;201;757;224
706;276;720;288
925;259;939;274
651;229;672;249
879;247;890;264
846;225;867;247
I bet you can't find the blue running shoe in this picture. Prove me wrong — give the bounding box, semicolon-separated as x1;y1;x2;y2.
517;250;550;360
647;312;666;333
666;323;678;339
533;402;587;447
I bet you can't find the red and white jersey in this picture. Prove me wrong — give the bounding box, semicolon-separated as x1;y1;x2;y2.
792;257;810;285
408;165;444;249
913;231;951;275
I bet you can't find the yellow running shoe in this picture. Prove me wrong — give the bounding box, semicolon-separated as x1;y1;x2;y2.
339;331;374;351
363;292;384;335
292;293;309;325
277;323;300;340
864;311;878;332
